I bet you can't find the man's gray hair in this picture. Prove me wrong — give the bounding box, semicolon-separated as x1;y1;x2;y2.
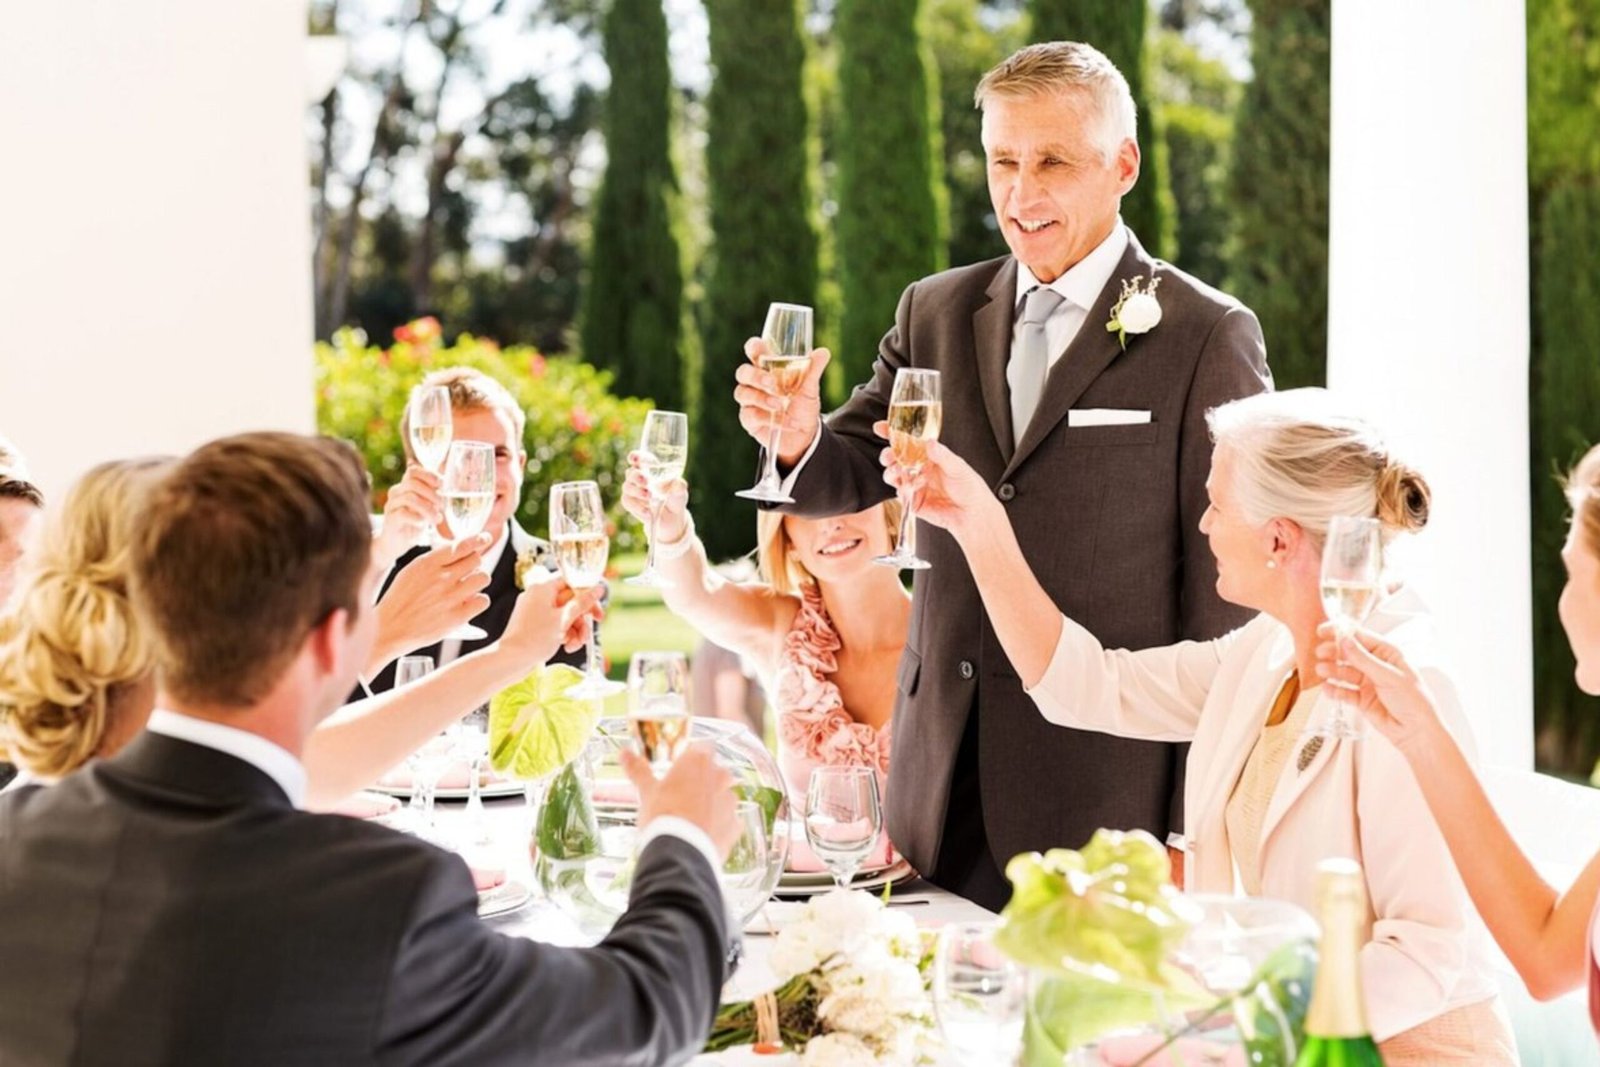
974;41;1137;162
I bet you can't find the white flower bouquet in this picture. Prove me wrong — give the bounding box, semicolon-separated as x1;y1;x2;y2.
706;890;937;1064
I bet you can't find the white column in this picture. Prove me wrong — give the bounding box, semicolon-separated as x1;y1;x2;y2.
0;0;315;500
1327;1;1531;766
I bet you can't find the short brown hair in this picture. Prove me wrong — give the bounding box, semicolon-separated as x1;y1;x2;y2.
398;367;527;464
1567;444;1600;560
0;475;42;509
130;433;373;707
974;41;1137;161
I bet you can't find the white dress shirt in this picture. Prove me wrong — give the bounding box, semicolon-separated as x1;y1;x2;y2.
145;708;308;808
779;221;1130;489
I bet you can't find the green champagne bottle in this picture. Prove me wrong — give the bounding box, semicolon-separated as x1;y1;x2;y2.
1293;858;1385;1066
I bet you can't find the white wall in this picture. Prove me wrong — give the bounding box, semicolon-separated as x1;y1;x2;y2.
0;0;314;501
1327;1;1532;766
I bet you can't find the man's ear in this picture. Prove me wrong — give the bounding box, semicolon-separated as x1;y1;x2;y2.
305;607;350;677
1115;138;1140;194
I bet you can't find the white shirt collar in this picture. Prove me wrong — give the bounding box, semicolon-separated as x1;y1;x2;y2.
1014;221;1130;313
145;709;307;808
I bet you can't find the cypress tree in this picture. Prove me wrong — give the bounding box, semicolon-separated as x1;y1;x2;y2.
580;0;694;408
695;0;820;560
1227;0;1330;389
1530;180;1600;773
1028;0;1176;260
833;0;947;386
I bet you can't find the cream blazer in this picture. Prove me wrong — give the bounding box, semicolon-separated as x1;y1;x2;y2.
1025;587;1501;1042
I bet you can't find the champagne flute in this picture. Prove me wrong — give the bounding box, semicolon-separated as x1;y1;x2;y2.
550;480;625;698
439;441;496;640
1313;515;1384;740
628;410;689;587
627;651;691;773
450;703;493;854
407;385;452;548
393;655;437;833
933;922;1027;1066
875;367;942;570
803;766;882;890
736;303;813;504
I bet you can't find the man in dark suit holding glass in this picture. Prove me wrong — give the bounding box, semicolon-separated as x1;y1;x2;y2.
735;42;1270;909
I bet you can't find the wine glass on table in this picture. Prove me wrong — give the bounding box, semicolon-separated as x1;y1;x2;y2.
626;651;691;775
736;303;813;504
933;921;1026;1066
874;367;942;571
439;441;495;640
550;480;625;698
628;410;689;587
803;766;882;890
1312;515;1383;741
391;655;441;834
407;385;452;546
449;703;494;854
721;800;773;923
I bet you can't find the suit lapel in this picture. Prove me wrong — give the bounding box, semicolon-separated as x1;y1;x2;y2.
1003;231;1154;480
1194;625;1297;853
972;258;1020;461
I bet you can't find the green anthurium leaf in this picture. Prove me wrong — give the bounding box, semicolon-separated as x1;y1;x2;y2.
536;759;600;859
489;664;594;779
732;783;784;836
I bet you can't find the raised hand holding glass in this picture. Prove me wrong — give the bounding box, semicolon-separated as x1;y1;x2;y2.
736;303;813;504
628;410;689;587
1312;515;1383;741
875;367;941;570
550;480;624;698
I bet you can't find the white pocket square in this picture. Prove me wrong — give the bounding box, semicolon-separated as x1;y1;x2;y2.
1067;408;1151;427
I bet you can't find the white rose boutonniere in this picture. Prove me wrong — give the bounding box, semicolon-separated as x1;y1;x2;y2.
1105;274;1163;351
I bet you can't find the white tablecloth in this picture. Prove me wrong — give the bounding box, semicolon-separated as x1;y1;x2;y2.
427;793;993;1065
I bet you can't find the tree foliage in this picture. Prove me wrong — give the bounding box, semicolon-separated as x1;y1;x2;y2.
833;0;947;385
695;0;820;560
580;0;696;409
1028;0;1176;259
1227;0;1329;389
1152;29;1239;285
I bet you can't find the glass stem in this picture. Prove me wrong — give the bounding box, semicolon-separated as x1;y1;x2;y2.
897;483;917;559
464;755;485;825
762;413;784;485
585;623;602;681
644;497;660;574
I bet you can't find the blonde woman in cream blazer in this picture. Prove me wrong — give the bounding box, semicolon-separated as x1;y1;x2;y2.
884;388;1517;1064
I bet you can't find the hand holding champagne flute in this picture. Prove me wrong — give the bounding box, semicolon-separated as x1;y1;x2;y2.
626;651;691;773
550;480;625;698
875;367;942;570
628;411;689;587
439;441;496;639
736;303;814;503
1313;515;1383;740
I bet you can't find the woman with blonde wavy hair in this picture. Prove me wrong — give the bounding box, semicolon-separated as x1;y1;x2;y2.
0;456;597;803
890;388;1517;1064
621;453;907;851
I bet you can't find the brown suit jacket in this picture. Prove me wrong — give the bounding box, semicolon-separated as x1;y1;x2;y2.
787;228;1270;875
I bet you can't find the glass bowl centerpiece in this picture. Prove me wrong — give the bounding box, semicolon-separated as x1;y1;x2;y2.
533;716;790;937
996;830;1318;1067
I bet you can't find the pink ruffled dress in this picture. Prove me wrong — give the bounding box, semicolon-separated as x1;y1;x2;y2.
774;584;896;871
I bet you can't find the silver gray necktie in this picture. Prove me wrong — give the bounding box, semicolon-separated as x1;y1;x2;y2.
1008;285;1066;447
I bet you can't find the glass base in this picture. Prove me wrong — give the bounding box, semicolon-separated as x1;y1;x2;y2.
624;569;671;588
566;675;626;699
444;622;489;640
873;551;931;571
735;484;794;504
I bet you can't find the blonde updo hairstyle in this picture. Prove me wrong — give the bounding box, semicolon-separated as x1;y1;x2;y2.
0;458;169;778
755;499;905;596
1206;389;1431;548
1566;444;1600;562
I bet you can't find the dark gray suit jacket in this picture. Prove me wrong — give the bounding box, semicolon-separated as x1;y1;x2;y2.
0;732;734;1066
788;229;1270;875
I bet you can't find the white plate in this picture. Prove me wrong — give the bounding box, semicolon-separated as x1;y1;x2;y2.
477;880;532;918
774;858;915;897
369;779;527;801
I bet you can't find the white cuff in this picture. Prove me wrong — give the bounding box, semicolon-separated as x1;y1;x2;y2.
653;512;699;561
776;424;824;499
638;814;723;876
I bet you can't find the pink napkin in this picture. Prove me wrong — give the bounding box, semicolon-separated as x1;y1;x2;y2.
1093;1035;1247;1066
377;761;509;791
784;827;896;874
328;791;401;820
591;780;640;806
469;863;507;892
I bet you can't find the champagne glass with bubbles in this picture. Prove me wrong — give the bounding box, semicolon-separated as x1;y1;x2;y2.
804;766;882;890
550;480;625;698
875;367;942;570
440;441;495;640
1313;515;1383;740
736;303;813;504
628;410;689;587
407;385;452;546
627;651;691;774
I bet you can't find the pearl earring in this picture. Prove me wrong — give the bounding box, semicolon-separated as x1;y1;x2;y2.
1266;560;1278;570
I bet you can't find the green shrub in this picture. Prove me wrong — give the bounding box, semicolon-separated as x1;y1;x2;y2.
315;320;653;550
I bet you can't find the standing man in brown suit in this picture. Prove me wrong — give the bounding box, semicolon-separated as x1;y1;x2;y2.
735;42;1270;909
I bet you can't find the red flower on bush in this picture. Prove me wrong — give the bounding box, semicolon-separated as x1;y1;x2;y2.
527;353;547;378
393;316;442;345
569;406;595;434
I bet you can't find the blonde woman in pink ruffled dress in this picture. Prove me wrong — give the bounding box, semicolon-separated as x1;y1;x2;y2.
621;455;908;870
